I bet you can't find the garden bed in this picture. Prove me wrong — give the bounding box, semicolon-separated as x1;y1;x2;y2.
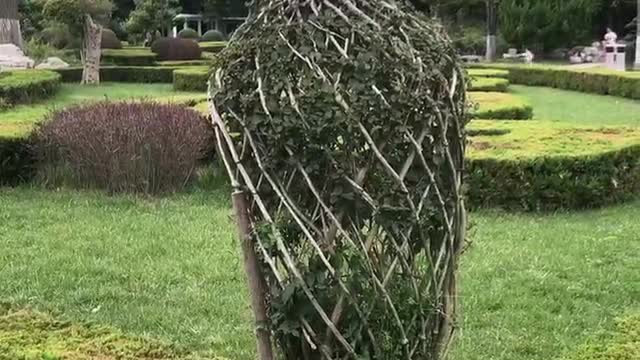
466;120;640;210
0;70;61;107
173;67;209;91
102;48;158;66
469;91;533;120
469;77;510;92
470;64;640;100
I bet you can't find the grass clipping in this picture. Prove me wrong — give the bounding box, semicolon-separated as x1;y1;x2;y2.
0;306;191;360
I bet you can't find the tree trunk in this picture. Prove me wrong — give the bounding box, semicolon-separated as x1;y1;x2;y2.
82;15;102;85
485;0;498;61
0;0;23;48
635;0;640;70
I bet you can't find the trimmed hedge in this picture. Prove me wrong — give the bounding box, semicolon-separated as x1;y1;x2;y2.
54;66;180;83
151;38;202;61
173;67;209;91
101;49;157;66
199;41;226;53
0;136;35;186
178;28;200;40
0;70;61;106
101;29;122;49
469;92;533;120
156;60;210;67
470;64;640;100
469;77;509;92
468;68;509;78
466;145;640;211
466;121;640;211
201;30;225;42
560;313;640;360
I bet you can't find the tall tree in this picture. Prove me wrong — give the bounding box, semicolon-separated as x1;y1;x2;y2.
44;0;113;84
634;0;640;70
485;0;498;61
0;0;24;48
127;0;180;38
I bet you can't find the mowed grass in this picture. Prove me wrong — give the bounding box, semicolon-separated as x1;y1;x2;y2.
0;83;205;138
452;203;640;360
511;85;640;126
0;186;254;360
1;186;639;359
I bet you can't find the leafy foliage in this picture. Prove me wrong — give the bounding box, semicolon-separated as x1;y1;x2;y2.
43;0;113;33
173;67;208;91
178;27;199;39
477;64;640;100
126;0;180;37
499;0;601;52
210;0;467;358
101;28;122;49
33;101;213;194
151;37;202;60
0;70;61;105
201;29;226;42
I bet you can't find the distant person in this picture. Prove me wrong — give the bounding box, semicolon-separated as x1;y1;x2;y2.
604;28;617;45
143;32;153;47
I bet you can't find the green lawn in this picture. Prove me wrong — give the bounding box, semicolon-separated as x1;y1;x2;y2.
1;185;639;360
0;186;254;360
2;83;640;359
0;83;205;138
511;85;640;126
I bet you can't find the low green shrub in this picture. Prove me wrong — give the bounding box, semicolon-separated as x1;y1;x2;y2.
178;28;200;40
468;68;509;78
156;60;210;67
101;29;123;49
466;121;640;210
101;49;157;66
201;30;225;42
559;313;640;360
199;41;226;53
467;145;640;211
151;38;202;61
469;77;510;92
0;97;11;111
54;66;179;83
469;92;533;120
173;67;209;91
0;70;61;105
0;136;35;186
33;101;213;194
471;64;640;100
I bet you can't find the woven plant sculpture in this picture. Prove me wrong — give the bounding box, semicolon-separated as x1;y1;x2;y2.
208;0;468;359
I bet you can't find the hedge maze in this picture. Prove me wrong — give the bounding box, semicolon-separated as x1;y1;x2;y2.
466;66;640;211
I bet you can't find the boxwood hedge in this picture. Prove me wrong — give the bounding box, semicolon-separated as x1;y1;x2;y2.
469;92;533;120
469;77;510;92
471;64;640;100
54;66;180;83
466;121;640;210
0;70;61;106
102;49;157;66
173;67;209;91
0;135;35;186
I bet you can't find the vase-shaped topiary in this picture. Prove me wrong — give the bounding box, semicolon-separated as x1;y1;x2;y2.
209;1;469;359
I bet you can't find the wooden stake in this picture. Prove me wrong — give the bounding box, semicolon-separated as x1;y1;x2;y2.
232;190;274;360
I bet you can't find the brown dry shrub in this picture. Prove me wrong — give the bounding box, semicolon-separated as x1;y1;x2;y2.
33;101;213;194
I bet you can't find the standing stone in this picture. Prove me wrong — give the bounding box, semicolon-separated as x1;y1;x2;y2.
35;57;70;69
0;43;34;69
0;0;23;49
